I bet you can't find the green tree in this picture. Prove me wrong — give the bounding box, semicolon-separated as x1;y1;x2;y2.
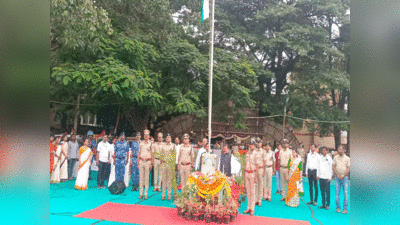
170;0;349;146
51;0;114;66
51;57;162;134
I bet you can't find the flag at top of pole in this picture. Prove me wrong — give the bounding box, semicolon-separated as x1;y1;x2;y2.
201;0;210;24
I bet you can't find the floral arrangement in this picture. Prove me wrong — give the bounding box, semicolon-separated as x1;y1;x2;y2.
188;171;231;198
226;198;239;214
175;171;239;223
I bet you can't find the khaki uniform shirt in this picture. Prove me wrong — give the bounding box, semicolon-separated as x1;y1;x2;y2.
245;150;257;171
265;150;275;167
151;142;164;159
255;148;266;168
139;141;152;160
279;148;293;168
162;142;175;155
179;145;194;164
333;154;350;177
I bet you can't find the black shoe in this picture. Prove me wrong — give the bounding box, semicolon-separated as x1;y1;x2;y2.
275;191;280;194
318;206;326;209
306;201;313;205
89;177;93;180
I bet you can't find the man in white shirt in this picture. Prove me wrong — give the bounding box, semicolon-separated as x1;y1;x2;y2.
317;147;333;210
96;134;111;189
230;145;241;176
194;138;208;171
305;144;321;206
174;137;182;189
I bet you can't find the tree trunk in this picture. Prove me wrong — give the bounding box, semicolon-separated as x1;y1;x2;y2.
73;94;81;135
333;126;341;150
275;48;286;96
275;70;287;97
61;113;68;133
124;105;150;135
328;16;343;150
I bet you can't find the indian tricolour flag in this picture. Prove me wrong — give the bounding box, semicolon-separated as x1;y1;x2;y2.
201;0;209;24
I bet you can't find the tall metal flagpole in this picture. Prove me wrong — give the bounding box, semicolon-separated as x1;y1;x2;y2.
208;0;215;148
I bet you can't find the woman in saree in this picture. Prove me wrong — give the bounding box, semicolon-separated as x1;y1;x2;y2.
50;136;62;183
59;135;69;182
285;148;304;207
75;138;93;190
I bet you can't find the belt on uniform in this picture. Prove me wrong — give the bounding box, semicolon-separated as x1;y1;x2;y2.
280;166;287;169
155;158;161;160
116;157;125;160
181;162;192;166
258;166;264;169
132;156;138;158
265;165;272;168
140;158;151;162
245;170;256;174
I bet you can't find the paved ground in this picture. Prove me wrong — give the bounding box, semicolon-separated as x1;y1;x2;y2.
50;172;350;225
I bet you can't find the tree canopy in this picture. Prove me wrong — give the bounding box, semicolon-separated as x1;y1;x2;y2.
51;0;350;148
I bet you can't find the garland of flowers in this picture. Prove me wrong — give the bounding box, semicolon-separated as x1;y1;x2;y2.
153;146;178;197
187;172;231;199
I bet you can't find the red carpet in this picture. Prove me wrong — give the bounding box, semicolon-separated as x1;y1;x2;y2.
75;202;310;225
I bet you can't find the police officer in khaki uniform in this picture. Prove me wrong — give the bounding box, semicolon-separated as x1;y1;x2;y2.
243;138;258;216
279;139;293;201
138;129;153;200
161;134;176;200
177;133;194;189
263;142;275;202
254;138;266;207
151;132;164;192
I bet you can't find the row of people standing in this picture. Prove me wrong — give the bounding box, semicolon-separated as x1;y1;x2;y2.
50;134;75;183
302;144;350;214
272;140;350;214
98;131;237;201
51;131;349;215
50;132;102;184
243;138;282;216
100;130;188;201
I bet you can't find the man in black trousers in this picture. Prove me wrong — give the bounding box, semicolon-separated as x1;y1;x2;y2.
305;144;321;206
317;147;333;210
96;134;112;189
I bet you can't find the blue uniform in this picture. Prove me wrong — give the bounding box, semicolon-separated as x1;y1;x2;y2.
114;140;129;181
131;140;140;185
